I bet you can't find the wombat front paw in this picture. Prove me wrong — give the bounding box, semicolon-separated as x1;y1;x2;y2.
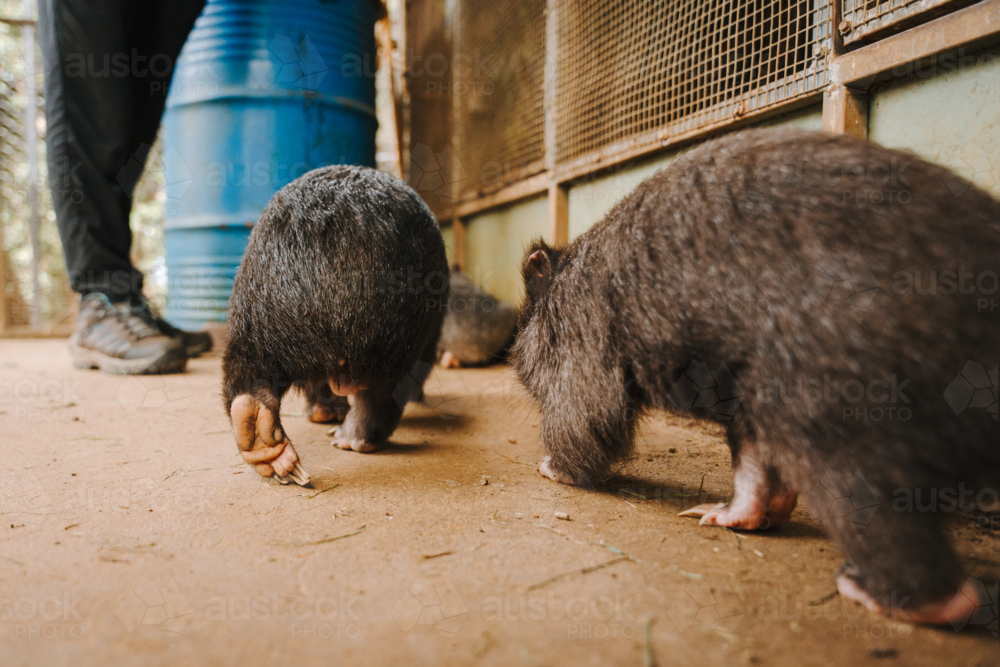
327;426;382;453
231;394;311;486
836;575;983;626
538;456;579;486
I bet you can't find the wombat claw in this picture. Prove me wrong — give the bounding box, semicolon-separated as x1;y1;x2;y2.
276;461;312;487
679;500;793;530
231;394;312;486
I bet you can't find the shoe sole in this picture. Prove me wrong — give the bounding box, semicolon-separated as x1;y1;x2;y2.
185;340;212;357
71;344;188;375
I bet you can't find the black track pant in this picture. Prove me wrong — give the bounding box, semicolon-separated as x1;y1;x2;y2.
38;0;205;302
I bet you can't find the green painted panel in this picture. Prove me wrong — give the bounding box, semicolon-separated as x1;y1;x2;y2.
464;194;548;305
870;45;1000;201
440;225;455;268
566;104;825;240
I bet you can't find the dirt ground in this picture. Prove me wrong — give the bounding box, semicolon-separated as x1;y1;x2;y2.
0;339;996;666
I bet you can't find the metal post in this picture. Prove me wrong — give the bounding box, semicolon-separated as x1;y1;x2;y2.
544;0;568;245
22;0;41;328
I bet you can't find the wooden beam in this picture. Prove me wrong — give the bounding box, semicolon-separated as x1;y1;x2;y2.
548;182;568;246
450;217;467;272
822;84;869;139
452;172;549;218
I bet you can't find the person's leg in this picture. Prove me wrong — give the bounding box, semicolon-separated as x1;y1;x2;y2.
39;0;204;301
38;0;204;373
118;0;206;204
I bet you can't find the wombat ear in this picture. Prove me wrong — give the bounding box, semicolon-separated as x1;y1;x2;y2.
524;249;553;298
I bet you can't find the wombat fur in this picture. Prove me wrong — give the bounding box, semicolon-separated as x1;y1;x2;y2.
512;128;999;610
222;165;448;463
438;267;518;366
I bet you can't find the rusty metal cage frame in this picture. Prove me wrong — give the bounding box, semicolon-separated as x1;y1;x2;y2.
840;0;979;45
552;1;832;178
406;0;999;252
408;0;839;216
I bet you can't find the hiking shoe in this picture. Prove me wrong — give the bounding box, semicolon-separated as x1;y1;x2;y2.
70;293;187;374
152;316;213;356
125;295;213;357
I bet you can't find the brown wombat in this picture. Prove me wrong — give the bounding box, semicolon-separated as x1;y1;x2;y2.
438;268;518;368
222;165;449;485
512;128;999;626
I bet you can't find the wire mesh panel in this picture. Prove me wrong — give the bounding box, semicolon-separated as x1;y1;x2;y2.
553;0;831;173
841;0;976;45
0;14;75;333
406;0;458;218
453;0;546;199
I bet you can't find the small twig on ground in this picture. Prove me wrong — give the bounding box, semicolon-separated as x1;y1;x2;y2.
526;556;629;591
643;616;657;667
591;542;644;564
299;484;340;499
491;451;534;466
422;551;453;559
292;525;366;547
532;523;562;535
808;589;839;606
601;457;638;483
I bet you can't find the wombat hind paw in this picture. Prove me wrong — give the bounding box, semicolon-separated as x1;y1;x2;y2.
231;394;311;486
328;426;382;453
836;576;983;627
308;405;348;424
538;456;580;486
679;489;796;530
440;351;462;369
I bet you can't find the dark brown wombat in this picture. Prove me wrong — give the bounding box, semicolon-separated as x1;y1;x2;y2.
222;165;448;485
512;128;999;625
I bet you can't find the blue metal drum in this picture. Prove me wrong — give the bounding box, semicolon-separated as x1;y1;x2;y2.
162;0;379;329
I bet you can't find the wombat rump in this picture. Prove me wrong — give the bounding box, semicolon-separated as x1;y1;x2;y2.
512;128;999;626
223;166;448;486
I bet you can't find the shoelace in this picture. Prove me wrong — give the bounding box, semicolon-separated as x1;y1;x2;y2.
83;294;160;340
121;295;171;337
112;302;162;339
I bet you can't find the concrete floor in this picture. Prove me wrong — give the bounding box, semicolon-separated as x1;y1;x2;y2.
0;339;996;666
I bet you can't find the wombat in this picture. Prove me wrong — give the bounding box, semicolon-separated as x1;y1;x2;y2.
222;165;449;486
512;128;999;626
438;268;518;368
